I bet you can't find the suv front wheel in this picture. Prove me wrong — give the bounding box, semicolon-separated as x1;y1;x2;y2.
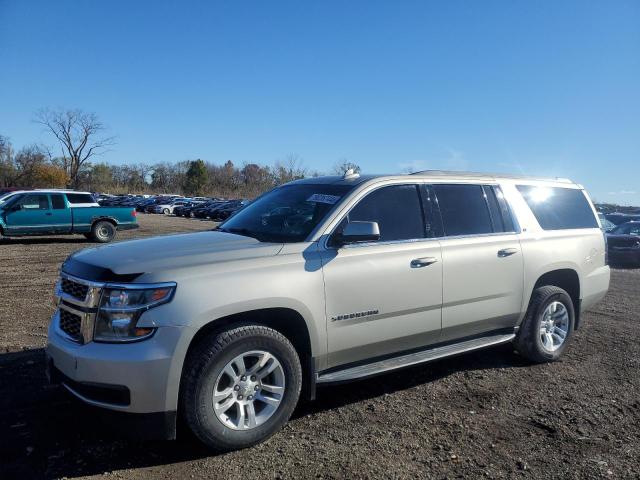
515;286;575;363
181;325;302;451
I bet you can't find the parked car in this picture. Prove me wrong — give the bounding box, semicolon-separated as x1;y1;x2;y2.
606;221;640;266
604;213;640;226
191;200;226;219
210;200;250;221
46;171;609;451
0;191;137;242
152;199;192;215
174;200;207;217
598;213;616;232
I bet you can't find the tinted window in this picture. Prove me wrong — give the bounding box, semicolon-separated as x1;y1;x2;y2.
345;185;424;242
66;193;94;204
19;194;49;210
613;223;640;236
220;184;352;243
433;184;493;236
517;186;598;230
51;194;66;209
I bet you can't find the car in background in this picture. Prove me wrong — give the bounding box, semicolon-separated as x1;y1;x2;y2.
191;200;227;219
174;200;207;217
0;191;136;242
598;213;616;232
209;199;250;221
604;213;640;226
606;221;640;267
152;198;192;215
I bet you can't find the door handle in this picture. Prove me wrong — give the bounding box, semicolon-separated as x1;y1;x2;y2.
497;248;518;257
45;212;52;216
411;257;438;268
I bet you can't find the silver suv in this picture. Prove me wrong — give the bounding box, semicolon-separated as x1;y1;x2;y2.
46;170;610;450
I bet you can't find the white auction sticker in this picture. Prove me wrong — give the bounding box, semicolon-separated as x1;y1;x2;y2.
306;194;340;204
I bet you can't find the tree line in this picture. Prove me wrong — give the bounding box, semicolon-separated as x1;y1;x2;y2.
0;108;360;198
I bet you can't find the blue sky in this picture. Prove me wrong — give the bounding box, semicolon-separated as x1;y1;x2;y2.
0;0;638;204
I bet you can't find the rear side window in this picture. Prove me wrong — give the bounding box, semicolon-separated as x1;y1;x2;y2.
66;193;94;204
433;184;493;236
346;184;425;242
517;185;598;230
50;194;66;209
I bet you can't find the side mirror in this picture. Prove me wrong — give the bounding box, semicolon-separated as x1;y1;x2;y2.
9;204;23;212
335;221;380;245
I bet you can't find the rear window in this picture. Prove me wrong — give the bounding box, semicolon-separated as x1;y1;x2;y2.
66;193;95;204
516;185;598;230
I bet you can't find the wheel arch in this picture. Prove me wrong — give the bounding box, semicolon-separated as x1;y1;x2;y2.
91;216;118;228
530;268;581;329
180;307;316;402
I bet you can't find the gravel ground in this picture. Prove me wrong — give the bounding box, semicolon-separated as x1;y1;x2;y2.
0;215;638;479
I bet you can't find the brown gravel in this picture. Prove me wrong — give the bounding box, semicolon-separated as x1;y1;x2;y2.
0;215;639;479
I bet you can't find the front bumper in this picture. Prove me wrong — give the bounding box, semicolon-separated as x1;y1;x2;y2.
46;311;184;414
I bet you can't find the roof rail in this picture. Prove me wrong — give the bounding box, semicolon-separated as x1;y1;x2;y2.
409;169;573;183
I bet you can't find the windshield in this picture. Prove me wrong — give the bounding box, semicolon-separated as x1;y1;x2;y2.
218;184;352;243
0;192;19;204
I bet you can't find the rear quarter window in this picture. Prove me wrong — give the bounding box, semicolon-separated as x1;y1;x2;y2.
65;193;95;204
516;185;598;230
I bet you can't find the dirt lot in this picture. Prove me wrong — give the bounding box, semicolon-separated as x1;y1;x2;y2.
1;215;639;479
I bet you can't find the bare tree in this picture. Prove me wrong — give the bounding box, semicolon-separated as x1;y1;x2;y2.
332;158;361;175
35;108;115;187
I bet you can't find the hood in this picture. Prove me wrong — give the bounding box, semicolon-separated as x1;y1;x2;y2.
63;231;283;282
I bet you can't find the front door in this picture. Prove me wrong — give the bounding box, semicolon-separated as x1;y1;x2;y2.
321;183;443;369
4;193;53;235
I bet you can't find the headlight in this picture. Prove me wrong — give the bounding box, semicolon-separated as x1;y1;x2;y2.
94;284;176;342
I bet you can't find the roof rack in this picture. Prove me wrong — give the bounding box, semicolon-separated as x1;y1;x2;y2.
409;170;573;183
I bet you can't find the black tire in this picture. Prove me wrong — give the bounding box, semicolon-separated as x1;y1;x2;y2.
181;325;302;451
515;286;575;363
89;220;117;243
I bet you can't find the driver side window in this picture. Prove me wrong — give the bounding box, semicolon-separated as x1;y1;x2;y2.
342;184;425;242
18;194;50;210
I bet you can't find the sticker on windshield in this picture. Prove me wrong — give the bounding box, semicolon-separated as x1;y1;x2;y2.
306;194;340;205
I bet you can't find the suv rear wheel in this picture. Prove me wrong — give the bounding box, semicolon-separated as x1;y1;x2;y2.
181;325;302;451
515;286;575;363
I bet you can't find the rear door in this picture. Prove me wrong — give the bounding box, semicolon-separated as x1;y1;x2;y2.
4;193;53;234
49;194;72;232
321;183;443;368
432;184;524;342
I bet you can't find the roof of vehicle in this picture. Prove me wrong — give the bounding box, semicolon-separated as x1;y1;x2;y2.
0;189;94;196
289;170;576;187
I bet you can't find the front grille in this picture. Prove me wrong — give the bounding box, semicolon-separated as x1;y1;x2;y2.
59;309;82;341
61;278;89;301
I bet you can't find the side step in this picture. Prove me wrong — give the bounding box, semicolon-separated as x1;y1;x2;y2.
316;333;515;384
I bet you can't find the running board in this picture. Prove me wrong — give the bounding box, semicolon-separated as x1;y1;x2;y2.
316;333;515;384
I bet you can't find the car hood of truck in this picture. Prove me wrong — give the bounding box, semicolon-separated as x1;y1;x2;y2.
62;231;283;282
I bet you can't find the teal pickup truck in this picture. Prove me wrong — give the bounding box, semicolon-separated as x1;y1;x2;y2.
0;191;138;243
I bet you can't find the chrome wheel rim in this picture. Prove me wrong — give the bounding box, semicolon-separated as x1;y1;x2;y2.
212;350;285;430
540;301;569;352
